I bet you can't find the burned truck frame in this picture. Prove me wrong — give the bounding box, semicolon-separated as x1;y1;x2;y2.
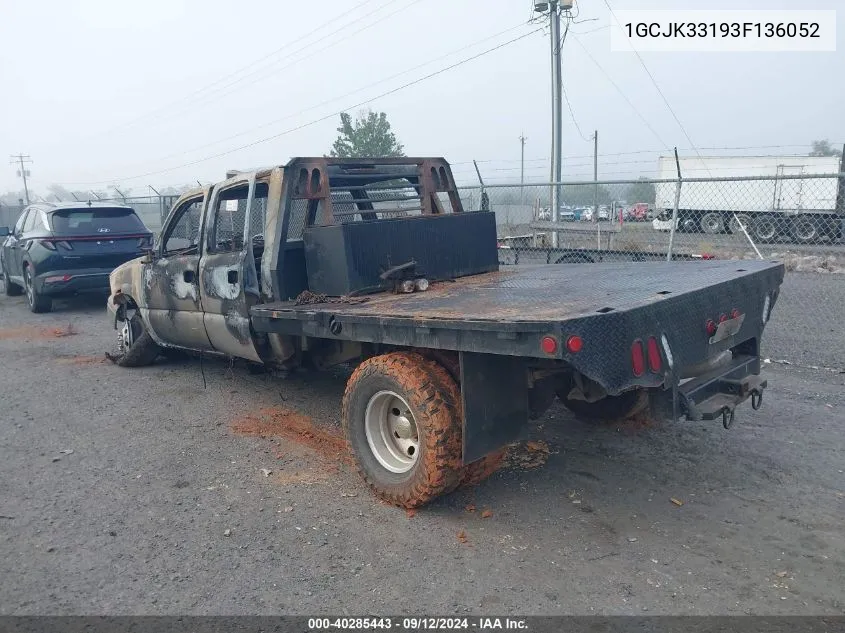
107;157;784;508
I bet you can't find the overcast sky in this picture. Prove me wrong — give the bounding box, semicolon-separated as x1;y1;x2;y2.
1;0;842;195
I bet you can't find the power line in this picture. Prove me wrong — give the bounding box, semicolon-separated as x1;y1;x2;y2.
91;0;384;136
59;27;544;186
120;0;420;133
569;33;670;149
133;22;532;168
601;0;700;154
558;16;592;143
450;144;836;167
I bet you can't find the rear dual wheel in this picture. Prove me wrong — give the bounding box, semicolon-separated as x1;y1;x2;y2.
342;352;503;508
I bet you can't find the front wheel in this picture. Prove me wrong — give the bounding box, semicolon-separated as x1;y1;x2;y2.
2;266;23;297
112;312;161;367
342;352;463;508
23;266;51;313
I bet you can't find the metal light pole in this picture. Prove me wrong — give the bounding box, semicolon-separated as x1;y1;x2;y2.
519;133;528;207
548;1;563;247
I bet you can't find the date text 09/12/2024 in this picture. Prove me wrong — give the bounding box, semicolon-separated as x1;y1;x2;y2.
308;617;529;630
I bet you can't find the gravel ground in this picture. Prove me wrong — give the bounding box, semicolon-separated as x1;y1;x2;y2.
0;273;843;615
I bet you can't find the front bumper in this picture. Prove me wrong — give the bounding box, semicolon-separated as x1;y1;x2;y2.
651;354;766;427
35;269;111;297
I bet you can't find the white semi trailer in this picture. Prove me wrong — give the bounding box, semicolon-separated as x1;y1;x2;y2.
654;155;844;243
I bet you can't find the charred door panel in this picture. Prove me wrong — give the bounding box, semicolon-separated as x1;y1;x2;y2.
198;178;262;362
144;193;213;350
144;255;212;350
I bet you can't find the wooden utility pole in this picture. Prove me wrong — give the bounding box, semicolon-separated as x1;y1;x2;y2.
10;154;33;204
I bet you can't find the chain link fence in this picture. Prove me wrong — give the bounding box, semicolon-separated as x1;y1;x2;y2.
459;173;845;273
4;174;844;273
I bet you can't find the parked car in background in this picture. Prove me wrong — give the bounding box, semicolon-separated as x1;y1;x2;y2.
0;202;152;313
559;207;576;221
625;202;650;221
537;206;576;221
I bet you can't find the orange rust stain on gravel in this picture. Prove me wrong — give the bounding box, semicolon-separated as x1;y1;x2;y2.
231;407;352;465
0;326;76;341
56;356;106;366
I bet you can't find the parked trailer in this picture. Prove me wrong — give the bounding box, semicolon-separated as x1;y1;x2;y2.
653;155;845;243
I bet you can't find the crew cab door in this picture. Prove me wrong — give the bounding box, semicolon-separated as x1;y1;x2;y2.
198;177;265;362
144;191;214;351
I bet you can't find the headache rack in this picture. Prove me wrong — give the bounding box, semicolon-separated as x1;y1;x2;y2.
284;157;465;229
276;157;497;297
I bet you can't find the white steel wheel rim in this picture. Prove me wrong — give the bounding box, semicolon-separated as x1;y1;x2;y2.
118;318;135;354
364;390;420;474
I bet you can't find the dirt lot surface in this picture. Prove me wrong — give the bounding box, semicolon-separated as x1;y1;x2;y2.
0;273;843;615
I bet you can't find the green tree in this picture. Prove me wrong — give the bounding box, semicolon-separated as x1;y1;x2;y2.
809;140;842;157
330;109;405;158
625;177;656;204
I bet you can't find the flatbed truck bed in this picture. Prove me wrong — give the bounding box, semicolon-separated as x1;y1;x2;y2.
251;259;782;363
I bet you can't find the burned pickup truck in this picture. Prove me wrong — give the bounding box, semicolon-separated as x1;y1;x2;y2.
106;157;784;507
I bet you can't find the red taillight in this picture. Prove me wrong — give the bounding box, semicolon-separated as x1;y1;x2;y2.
566;335;583;354
631;340;645;377
44;274;73;284
731;308;741;319
705;319;717;336
647;337;661;373
541;336;558;355
719;313;728;323
39;240;57;251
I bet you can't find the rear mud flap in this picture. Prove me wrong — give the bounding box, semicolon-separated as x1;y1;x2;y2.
459;352;528;464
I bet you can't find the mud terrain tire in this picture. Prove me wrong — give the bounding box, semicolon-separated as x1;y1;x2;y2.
342;352;463;508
